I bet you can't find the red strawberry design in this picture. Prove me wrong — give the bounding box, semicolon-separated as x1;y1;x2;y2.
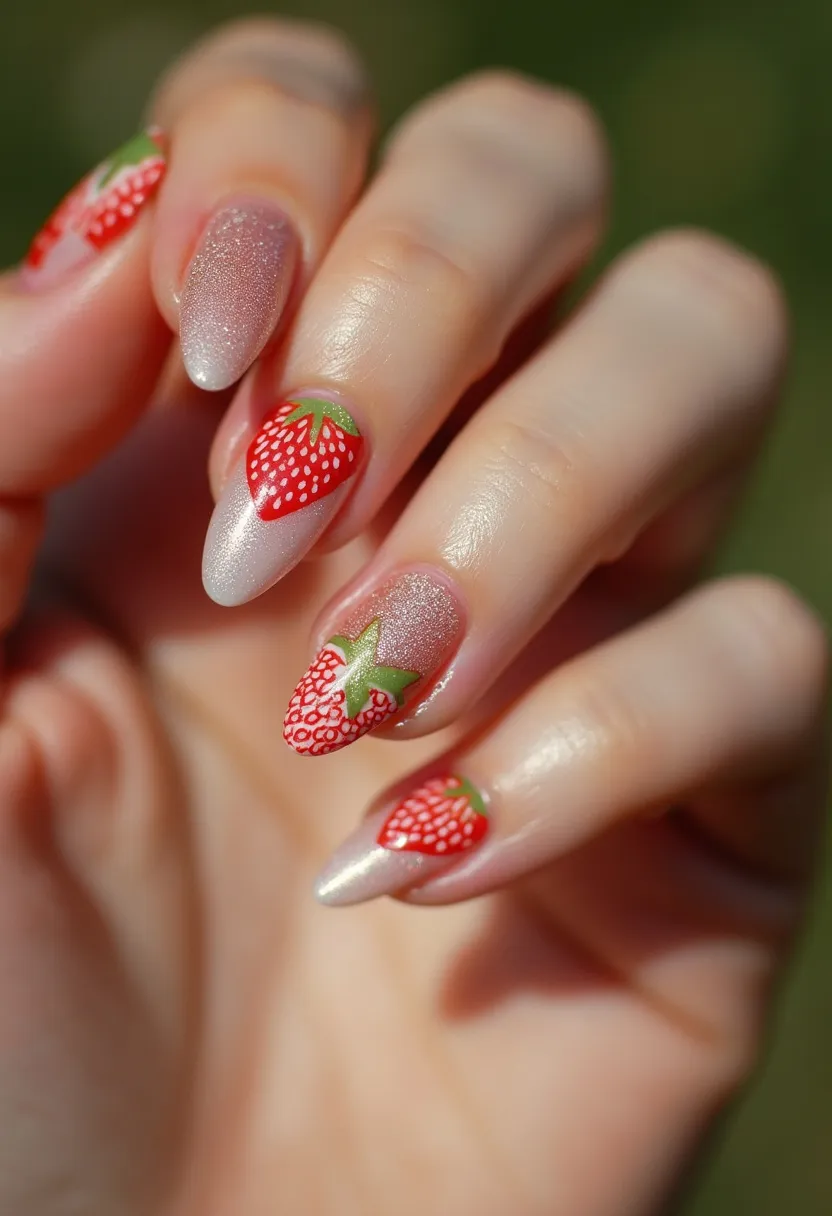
26;129;166;272
247;397;363;522
284;620;420;757
378;774;489;856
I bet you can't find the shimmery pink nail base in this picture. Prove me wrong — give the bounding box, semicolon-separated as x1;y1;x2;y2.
181;199;298;391
284;570;464;756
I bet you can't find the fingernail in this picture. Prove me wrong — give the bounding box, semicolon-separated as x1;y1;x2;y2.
180;199;299;391
284;570;464;757
23;129;166;288
202;394;364;606
315;774;490;906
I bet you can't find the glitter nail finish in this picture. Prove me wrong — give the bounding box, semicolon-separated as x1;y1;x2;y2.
283;571;463;756
24;130;166;288
180;200;299;391
315;774;490;906
202;395;364;606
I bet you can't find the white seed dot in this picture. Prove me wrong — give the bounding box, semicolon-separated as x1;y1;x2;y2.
338;442;345;453
348;451;355;461
436;842;448;852
300;494;308;503
333;457;340;470
323;474;331;484
285;492;293;502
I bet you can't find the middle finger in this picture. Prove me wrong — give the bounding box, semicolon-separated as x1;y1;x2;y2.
202;71;608;606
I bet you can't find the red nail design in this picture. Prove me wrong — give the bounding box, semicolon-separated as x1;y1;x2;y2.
246;397;363;521
284;570;464;757
25;129;166;284
284;620;420;756
378;774;490;856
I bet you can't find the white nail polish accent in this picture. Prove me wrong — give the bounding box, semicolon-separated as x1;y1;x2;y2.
202;459;350;606
314;811;450;907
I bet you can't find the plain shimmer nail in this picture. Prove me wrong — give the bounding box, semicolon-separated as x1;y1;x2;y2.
23;130;166;289
203;395;364;605
315;774;490;906
284;571;464;757
180;200;299;391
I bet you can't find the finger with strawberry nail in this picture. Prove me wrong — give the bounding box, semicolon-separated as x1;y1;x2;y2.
200;77;607;605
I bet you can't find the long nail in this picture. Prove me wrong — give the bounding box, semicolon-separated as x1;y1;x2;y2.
284;570;464;757
23;129;166;288
203;394;365;605
180;199;299;391
315;773;490;906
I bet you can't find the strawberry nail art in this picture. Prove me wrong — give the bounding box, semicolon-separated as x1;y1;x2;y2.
202;393;366;607
24;129;166;286
378;775;489;856
284;570;464;757
247;397;363;520
314;773;490;907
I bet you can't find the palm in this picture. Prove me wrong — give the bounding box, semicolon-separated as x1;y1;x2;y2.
0;390;775;1216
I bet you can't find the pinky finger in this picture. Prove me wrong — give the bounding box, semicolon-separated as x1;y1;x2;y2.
314;575;828;907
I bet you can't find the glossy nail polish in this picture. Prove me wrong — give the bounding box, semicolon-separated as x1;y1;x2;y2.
315;774;490;906
284;570;464;757
23;129;166;287
203;394;365;605
180;200;299;391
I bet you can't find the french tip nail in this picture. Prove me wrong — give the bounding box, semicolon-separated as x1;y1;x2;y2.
313;811;439;906
180;200;299;392
313;775;491;907
202;399;360;608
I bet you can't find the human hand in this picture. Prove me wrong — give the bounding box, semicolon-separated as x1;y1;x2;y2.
3;19;828;1215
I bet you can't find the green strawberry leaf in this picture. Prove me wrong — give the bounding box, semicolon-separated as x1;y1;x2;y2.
284;397;361;445
330;621;420;720
444;775;488;818
98;131;161;189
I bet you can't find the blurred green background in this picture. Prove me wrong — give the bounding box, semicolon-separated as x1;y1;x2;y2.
1;0;829;1211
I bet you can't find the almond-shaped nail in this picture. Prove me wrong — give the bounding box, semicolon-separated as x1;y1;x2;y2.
23;129;166;288
315;774;490;906
180;200;299;391
284;571;464;757
203;395;364;605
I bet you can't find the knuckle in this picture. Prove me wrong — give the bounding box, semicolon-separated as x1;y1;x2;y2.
714;575;829;697
567;670;649;768
356;224;486;330
391;72;608;197
625;229;789;360
155;19;368;122
483;416;588;519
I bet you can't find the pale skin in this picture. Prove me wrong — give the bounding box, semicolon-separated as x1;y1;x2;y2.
0;16;828;1215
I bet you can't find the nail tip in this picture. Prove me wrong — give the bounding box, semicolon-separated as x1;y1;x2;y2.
182;351;239;393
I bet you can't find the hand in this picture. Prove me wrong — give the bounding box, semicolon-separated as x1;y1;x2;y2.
3;18;827;1215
